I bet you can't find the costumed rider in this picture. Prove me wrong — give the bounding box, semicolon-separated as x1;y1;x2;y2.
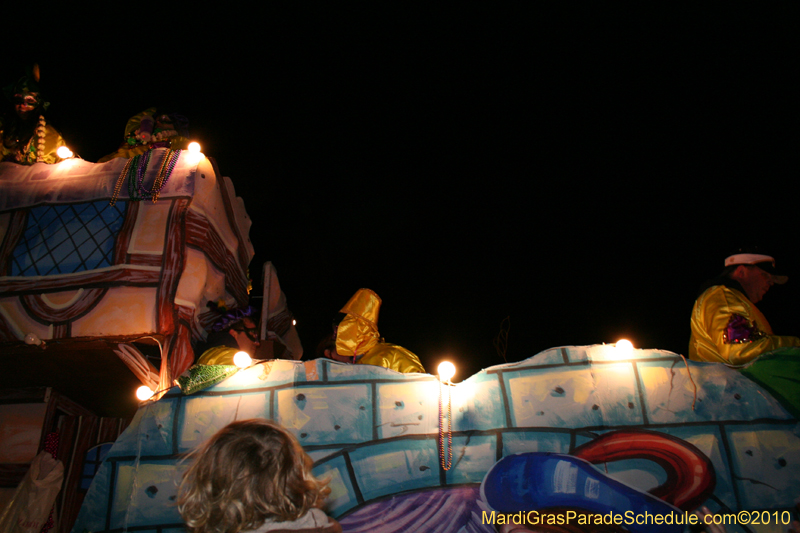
325;288;425;374
179;301;302;395
177;306;261;395
1;65;66;164
98;107;191;162
196;306;261;366
689;248;800;366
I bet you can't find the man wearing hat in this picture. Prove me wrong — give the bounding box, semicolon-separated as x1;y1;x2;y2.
689;250;800;366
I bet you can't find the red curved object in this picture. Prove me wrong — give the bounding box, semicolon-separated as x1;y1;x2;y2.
572;429;715;511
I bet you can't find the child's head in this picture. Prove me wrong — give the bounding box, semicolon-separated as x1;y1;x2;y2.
178;419;329;533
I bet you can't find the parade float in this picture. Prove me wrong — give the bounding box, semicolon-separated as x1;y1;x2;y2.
0;146;254;530
0;95;798;532
2;151;800;533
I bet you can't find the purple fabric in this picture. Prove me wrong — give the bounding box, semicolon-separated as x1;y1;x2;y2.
338;486;494;533
211;305;256;332
725;314;760;344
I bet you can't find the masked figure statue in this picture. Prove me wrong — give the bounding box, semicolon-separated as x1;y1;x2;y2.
1;66;66;164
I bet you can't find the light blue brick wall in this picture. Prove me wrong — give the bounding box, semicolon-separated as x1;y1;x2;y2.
72;349;800;533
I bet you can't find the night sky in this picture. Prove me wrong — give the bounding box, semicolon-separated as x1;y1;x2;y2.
7;6;798;380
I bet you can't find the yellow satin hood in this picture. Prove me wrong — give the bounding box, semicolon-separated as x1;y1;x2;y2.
335;288;426;373
340;288;381;326
336;289;382;357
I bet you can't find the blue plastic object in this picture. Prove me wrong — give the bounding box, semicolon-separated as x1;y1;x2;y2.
481;453;685;533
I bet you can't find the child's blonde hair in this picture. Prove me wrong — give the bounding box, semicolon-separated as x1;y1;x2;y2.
178;419;329;533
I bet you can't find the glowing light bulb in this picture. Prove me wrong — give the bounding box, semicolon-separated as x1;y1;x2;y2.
24;332;42;346
185;141;205;164
616;339;634;356
292;319;297;326
136;386;154;401
57;146;74;159
233;351;252;368
438;361;456;382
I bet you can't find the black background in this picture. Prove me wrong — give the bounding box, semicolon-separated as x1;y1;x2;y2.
6;5;798;381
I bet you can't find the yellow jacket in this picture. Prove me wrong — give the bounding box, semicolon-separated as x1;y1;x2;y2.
335;289;426;374
358;343;426;374
196;346;239;366
689;284;800;366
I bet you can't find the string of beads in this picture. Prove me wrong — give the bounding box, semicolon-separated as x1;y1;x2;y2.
110;149;182;206
439;379;453;471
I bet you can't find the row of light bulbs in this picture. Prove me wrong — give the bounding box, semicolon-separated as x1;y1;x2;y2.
133;339;636;402
135;348;253;401
55;142;203;162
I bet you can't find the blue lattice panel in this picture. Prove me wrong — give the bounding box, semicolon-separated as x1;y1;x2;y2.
9;201;126;276
0;156;253;381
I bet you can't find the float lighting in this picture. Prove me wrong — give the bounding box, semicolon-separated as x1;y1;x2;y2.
233;351;252;368
616;339;634;356
185;142;205;164
24;332;43;346
136;386;155;401
438;361;456;383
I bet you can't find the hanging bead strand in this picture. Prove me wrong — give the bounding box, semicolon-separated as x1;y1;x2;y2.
135;149;153;196
110;156;135;206
36;115;47;163
109;148;182;206
439;379;453;471
152;149;181;203
128;154;143;200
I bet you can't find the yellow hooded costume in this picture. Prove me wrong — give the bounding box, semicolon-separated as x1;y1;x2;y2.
335;289;425;374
